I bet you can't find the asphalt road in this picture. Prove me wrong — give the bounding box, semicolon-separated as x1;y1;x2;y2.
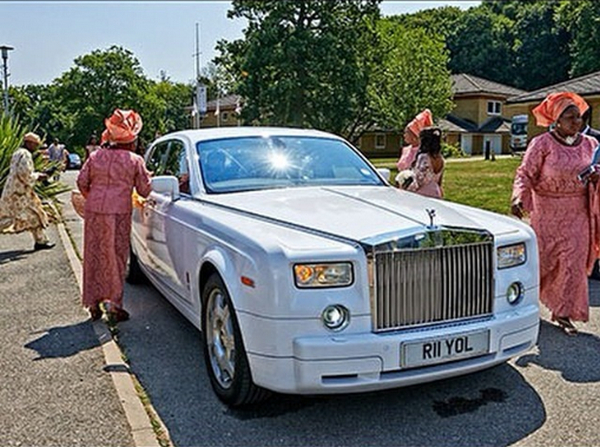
67;170;600;446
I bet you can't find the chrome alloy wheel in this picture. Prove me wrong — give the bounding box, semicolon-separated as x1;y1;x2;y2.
205;287;236;389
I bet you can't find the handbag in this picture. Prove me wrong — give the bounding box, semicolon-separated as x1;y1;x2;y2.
71;190;86;218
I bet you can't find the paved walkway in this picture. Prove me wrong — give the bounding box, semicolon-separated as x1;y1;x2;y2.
0;179;164;446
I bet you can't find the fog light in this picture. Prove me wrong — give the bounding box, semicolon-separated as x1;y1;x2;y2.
506;282;523;305
321;305;350;331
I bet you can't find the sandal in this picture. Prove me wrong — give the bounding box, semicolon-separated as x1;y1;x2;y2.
108;308;130;323
555;316;578;336
89;305;102;321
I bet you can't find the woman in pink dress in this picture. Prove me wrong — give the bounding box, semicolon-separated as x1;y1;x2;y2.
406;127;444;198
77;109;152;322
396;109;433;171
511;92;598;335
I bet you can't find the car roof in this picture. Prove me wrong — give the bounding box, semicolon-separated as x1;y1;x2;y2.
152;127;346;146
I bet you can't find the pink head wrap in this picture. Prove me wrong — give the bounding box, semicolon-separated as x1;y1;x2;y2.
532;92;589;127
102;109;143;144
406;109;433;137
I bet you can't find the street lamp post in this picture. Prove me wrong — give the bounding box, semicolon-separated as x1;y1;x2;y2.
1;45;14;115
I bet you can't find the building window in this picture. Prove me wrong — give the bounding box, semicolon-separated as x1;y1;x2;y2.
375;133;386;149
222;112;229;122
487;101;501;115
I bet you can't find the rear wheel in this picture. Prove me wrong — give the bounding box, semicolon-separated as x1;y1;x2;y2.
125;246;146;284
201;273;270;406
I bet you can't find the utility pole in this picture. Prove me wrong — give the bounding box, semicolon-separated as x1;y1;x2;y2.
1;45;14;115
193;23;206;129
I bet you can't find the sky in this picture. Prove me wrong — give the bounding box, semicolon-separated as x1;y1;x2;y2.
0;1;480;87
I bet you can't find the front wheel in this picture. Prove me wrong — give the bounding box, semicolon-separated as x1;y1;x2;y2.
201;273;270;406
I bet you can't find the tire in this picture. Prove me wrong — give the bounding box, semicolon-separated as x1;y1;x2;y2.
201;273;270;406
125;246;146;284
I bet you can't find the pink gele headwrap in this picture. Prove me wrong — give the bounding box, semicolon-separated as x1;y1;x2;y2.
532;92;589;127
407;109;433;137
103;109;143;144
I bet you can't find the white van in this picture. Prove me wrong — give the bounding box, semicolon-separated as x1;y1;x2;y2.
510;115;528;153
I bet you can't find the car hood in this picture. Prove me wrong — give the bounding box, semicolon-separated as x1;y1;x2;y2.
205;186;522;243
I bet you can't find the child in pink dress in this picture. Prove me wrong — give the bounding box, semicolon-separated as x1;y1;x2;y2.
406;127;444;198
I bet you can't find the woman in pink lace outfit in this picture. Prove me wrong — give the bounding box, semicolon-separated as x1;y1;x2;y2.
511;92;598;335
396;109;433;171
76;109;152;322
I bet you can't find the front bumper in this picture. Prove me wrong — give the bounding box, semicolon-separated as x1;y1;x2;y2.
244;304;539;394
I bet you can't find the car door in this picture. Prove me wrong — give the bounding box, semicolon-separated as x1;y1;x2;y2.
132;140;170;274
150;139;195;304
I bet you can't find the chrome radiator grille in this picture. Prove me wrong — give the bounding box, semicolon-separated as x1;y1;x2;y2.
373;242;494;332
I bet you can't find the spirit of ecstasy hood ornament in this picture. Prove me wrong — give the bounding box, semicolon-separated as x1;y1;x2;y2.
426;208;436;229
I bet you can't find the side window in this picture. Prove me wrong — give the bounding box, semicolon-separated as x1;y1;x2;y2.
146;142;170;176
167;140;191;195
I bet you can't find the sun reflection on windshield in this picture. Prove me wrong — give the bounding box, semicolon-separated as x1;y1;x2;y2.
269;152;289;170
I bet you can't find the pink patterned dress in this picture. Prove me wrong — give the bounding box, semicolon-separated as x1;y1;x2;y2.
512;132;598;322
76;148;152;310
407;153;444;198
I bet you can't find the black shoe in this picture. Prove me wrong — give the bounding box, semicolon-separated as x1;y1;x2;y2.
34;242;55;251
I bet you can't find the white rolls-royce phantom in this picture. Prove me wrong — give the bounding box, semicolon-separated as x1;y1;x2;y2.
129;127;539;406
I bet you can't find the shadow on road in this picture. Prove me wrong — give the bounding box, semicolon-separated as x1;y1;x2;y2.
118;282;545;447
516;319;600;383
25;321;101;360
0;249;31;265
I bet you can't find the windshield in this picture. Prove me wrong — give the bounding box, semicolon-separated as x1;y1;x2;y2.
511;123;527;135
197;136;384;193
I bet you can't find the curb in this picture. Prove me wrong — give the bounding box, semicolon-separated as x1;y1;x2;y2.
56;220;169;447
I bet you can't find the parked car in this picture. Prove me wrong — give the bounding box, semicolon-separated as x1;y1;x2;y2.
129;127;540;406
66;152;82;170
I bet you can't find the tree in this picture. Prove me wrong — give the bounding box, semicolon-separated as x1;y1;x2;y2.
366;18;453;133
446;8;516;87
556;0;600;78
511;1;570;90
216;0;382;140
147;80;194;136
388;5;464;40
52;46;153;146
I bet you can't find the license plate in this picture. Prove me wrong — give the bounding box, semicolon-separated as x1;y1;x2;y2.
401;330;490;369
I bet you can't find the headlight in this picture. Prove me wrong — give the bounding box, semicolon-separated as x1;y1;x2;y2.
506;282;524;305
321;304;350;331
497;243;526;269
293;262;353;288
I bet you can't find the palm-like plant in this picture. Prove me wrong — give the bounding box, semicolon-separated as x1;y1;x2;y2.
0;113;70;221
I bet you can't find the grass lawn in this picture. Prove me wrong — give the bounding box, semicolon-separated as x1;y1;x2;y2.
371;157;523;216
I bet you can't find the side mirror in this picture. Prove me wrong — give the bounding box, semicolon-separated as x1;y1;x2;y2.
376;168;391;183
151;175;180;201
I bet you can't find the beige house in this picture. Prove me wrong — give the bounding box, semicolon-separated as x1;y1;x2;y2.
200;95;242;128
359;73;528;158
356;128;402;158
439;74;527;156
505;70;600;140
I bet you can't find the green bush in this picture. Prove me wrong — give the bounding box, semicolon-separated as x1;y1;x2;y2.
441;142;465;159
